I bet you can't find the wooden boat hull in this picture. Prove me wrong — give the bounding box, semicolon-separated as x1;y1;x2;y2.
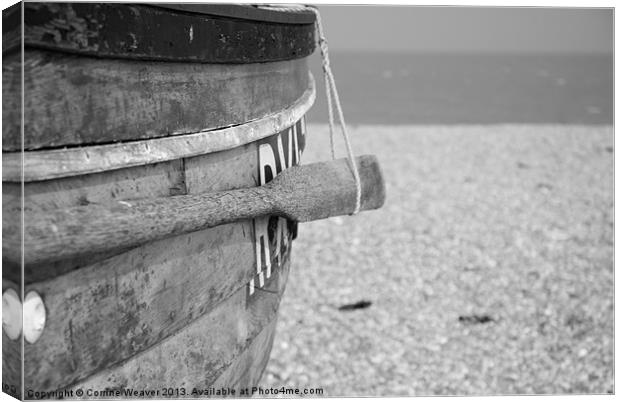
2;3;316;398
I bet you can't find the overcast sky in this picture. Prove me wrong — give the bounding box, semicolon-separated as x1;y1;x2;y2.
317;6;613;53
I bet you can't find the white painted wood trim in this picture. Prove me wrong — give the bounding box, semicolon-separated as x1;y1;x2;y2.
3;74;315;182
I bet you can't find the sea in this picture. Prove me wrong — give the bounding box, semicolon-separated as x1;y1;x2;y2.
305;52;613;126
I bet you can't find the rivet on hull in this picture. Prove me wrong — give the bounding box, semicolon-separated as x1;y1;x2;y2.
23;291;46;344
2;288;22;340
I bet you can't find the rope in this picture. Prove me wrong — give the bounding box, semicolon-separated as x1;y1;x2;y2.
256;4;362;215
324;64;336;160
308;6;362;215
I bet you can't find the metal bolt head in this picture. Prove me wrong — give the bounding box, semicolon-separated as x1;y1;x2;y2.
2;288;22;340
23;291;46;344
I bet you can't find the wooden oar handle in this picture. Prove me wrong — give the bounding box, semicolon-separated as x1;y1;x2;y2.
4;155;386;265
271;154;386;222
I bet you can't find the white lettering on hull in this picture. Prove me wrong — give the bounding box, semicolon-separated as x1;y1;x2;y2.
249;118;306;297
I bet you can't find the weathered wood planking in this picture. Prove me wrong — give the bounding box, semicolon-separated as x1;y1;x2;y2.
2;130;295;391
3;159;187;211
211;319;278;394
2;33;24;386
2;76;315;182
4;3;315;63
5;156;386;267
212;253;291;392
2;2;317;395
1;2;22;293
2;143;256;284
184;142;261;194
2;50;309;151
65;258;289;396
1;3;21;55
18;222;255;391
153;4;315;25
2;280;22;400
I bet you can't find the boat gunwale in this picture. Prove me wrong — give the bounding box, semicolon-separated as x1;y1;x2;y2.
152;4;317;25
2;74;315;182
3;3;316;63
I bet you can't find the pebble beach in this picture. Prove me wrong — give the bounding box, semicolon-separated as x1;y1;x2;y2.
260;123;613;396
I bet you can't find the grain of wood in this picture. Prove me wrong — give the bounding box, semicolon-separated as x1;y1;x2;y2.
3;129;274;391
5;156;385;266
2;76;315;181
67;258;289;394
5;3;315;63
3;141;260;284
3;159;187;211
16;222;255;391
212;319;279;393
2;50;309;151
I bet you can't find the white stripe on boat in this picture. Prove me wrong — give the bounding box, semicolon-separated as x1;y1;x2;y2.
4;74;315;182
